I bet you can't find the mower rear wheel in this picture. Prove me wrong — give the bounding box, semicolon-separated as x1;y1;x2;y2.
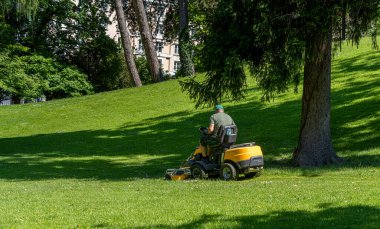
191;164;207;179
220;163;237;181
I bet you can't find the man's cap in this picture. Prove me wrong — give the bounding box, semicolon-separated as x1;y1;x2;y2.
215;104;224;110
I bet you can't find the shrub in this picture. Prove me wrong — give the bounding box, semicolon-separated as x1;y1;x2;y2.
135;56;152;84
0;45;93;102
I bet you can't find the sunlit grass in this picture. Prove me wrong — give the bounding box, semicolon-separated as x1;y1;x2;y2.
0;37;379;228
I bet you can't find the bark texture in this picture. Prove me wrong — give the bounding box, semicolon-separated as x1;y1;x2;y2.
293;27;340;167
341;0;347;40
178;0;194;76
131;0;161;82
114;0;142;87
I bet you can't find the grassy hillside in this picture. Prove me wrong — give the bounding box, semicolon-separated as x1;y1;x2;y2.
0;38;379;228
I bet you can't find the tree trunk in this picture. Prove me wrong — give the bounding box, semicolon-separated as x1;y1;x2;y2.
114;0;142;87
293;26;340;167
341;0;347;40
131;0;162;82
178;0;194;77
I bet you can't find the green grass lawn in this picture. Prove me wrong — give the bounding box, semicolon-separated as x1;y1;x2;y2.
0;38;379;228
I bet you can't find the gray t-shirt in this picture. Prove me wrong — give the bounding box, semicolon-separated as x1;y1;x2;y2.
209;112;235;138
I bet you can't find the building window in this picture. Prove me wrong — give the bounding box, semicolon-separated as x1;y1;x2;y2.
138;40;144;52
156;6;165;20
156;24;164;35
155;42;163;53
174;61;181;72
190;28;196;36
174;44;179;54
158;59;163;67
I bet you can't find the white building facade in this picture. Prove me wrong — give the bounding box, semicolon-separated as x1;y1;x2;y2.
107;2;181;76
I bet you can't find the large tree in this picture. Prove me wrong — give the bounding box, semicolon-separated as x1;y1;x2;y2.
131;0;162;82
181;0;379;167
114;0;142;87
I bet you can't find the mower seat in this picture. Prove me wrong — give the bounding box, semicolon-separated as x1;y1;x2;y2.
217;125;238;148
207;125;237;164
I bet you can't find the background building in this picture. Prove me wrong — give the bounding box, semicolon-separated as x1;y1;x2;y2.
107;4;180;76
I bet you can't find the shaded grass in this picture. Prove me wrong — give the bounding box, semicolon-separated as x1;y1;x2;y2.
0;38;379;227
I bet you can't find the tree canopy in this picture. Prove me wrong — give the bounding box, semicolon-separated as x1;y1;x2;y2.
181;0;379;106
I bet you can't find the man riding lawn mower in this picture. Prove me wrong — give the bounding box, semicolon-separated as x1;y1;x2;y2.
165;123;264;180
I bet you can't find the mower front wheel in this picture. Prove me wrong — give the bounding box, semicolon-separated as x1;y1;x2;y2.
191;164;207;179
220;163;237;181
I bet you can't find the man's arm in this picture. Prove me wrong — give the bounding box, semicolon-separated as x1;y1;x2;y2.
208;123;214;134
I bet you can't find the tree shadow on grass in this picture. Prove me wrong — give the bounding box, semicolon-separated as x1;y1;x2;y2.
0;128;192;180
332;51;380;75
134;205;380;228
0;91;378;181
329;50;380;168
0;49;379;180
0;108;217;180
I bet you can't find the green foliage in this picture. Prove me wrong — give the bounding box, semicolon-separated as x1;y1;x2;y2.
346;0;380;44
37;63;93;100
26;0;79;53
36;0;127;91
162;3;179;42
132;55;169;84
181;0;380;106
0;45;93;101
74;34;126;92
181;0;266;106
65;0;130;91
180;53;246;107
115;55;160;86
0;21;14;48
117;51;134;88
187;0;219;45
163;0;213;75
177;28;194;77
135;56;152;84
185;0;218;72
0;0;40;18
0;48;42;101
1;0;129;92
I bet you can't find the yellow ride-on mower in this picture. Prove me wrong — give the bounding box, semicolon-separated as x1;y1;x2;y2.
166;125;264;181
